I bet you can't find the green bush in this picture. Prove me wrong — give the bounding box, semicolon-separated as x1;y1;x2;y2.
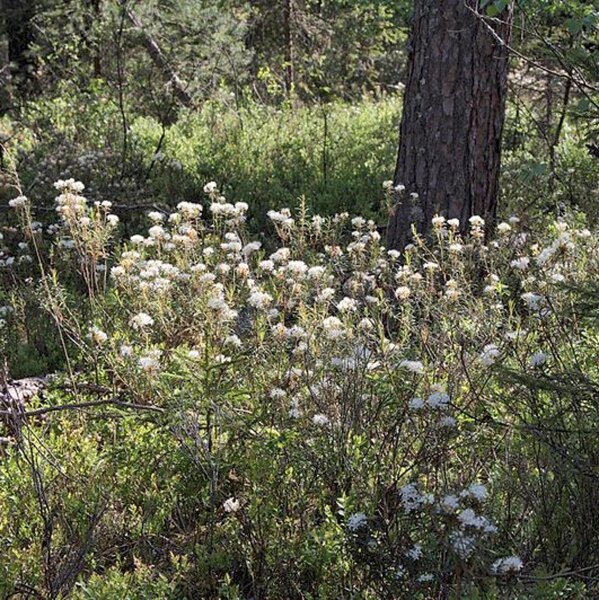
3;93;400;227
130;96;401;227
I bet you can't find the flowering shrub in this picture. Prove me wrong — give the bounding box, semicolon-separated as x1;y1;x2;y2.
1;180;598;598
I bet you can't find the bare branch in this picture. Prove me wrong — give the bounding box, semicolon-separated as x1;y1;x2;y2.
0;397;165;418
466;3;599;108
116;0;195;109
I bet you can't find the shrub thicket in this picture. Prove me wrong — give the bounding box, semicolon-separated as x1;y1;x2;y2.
0;180;597;598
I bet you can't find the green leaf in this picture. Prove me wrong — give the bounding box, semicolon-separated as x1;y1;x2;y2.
485;0;508;16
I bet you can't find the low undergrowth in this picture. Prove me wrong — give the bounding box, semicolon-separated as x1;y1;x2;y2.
0;181;597;598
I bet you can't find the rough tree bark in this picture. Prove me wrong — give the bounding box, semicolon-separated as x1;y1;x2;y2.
387;0;513;249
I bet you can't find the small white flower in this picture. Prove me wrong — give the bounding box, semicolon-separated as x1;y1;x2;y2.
337;297;357;312
409;397;424;410
521;292;542;310
399;360;425;375
289;400;301;418
9;196;28;208
130;312;154;329
427;391;450;410
307;265;326;280
224;334;242;348
259;260;275;272
148;225;167;240
138;350;162;373
405;544;423;561
248;290;273;310
510;257;530;271
441;495;460;512
491;556;523;574
439;415;457;428
120;344;133;357
322;316;345;340
270;247;290;263
459;509;482;529
177;201;202;218
480;344;500;366
400;483;426;513
347;512;368;531
223;497;240;513
287;260;308;276
130;234;145;245
463;483;488;501
312;414;330;426
316;288;336;303
358;318;374;331
394;286;411;300
111;265;126;279
106;214;120;227
529;351;547;367
450;532;477;558
242;241;262;257
423;262;439;271
203;181;218;194
89;326;108;345
269;388;287;400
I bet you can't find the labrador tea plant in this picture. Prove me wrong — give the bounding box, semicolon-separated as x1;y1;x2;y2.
1;179;598;599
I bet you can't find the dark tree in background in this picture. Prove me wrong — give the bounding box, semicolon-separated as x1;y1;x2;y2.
388;0;513;249
3;0;37;95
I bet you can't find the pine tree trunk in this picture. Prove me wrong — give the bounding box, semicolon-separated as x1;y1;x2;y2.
387;0;513;249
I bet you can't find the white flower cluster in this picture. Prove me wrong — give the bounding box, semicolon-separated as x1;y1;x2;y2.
399;360;425;374
393;482;502;563
8;196;29;209
268;208;294;229
208;185;248;225
491;555;523;574
346;512;368;531
55;180;88;220
130;312;154;329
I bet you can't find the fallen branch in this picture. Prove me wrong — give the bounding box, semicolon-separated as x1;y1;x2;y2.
0;397;165;417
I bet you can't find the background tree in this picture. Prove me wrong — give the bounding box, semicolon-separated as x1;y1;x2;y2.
387;0;514;249
3;0;38;97
247;0;409;103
